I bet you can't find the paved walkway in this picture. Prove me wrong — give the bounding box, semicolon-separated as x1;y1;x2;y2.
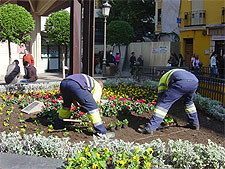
0;71;131;85
0;152;65;169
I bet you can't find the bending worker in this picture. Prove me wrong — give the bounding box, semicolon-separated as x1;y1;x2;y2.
138;69;200;135
54;74;114;138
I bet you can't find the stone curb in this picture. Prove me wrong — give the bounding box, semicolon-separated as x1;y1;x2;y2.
0;152;65;169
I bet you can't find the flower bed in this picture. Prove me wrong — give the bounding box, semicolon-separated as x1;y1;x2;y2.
0;79;224;168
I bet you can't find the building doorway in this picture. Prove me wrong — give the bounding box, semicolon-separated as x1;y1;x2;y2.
184;38;193;66
215;40;225;56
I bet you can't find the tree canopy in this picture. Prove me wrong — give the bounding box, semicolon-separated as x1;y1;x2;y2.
99;0;155;41
0;3;35;63
0;3;34;45
45;10;70;46
107;20;134;46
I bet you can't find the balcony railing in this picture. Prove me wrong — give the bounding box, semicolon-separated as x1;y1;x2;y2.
184;10;206;26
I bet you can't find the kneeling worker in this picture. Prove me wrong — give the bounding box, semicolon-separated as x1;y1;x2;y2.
55;74;115;138
138;69;200;135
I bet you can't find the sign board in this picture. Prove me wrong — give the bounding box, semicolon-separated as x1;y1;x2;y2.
212;36;225;40
152;47;159;54
177;18;181;24
159;46;168;54
21;101;44;114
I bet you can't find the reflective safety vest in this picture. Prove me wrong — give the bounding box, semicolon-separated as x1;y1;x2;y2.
158;69;185;93
65;74;102;104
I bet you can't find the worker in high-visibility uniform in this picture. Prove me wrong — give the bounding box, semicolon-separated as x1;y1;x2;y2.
54;74;114;138
138;69;200;135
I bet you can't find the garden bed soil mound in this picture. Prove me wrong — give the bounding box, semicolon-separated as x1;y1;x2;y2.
0;100;224;146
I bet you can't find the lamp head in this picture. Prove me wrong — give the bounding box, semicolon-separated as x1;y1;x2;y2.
102;1;111;17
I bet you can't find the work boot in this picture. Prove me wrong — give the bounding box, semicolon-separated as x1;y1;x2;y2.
138;127;153;135
54;117;68;130
96;132;115;139
184;124;200;130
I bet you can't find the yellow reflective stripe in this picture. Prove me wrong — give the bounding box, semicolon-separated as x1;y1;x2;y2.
153;106;168;118
91;79;102;104
158;69;186;93
88;111;102;125
59;108;71;119
185;104;197;114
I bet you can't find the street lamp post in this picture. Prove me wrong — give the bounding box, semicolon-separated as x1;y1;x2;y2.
102;1;111;76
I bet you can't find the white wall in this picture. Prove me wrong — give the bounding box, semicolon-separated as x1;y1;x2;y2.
0;42;26;81
128;42;172;67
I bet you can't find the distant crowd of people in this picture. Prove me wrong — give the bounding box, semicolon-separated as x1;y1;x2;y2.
4;49;38;84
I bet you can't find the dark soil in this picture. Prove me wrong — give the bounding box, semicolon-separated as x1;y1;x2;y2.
0;100;224;147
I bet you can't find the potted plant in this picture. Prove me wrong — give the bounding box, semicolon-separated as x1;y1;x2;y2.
108;122;115;132
122;119;129;128
115;120;121;130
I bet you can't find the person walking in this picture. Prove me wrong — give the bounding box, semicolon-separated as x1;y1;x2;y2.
130;52;136;75
5;60;20;84
115;53;120;73
23;49;34;66
138;69;200;135
210;52;218;77
54;74;115;138
20;61;38;82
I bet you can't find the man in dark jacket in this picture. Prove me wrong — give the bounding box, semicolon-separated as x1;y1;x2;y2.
54;74;115;138
138;69;200;135
5;60;20;84
20;61;38;82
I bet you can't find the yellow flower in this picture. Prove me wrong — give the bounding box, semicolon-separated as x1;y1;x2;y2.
96;153;100;159
24;124;27;128
145;162;151;168
48;129;53;133
118;154;122;158
78;157;86;161
133;156;139;162
147;148;153;154
20;113;23;116
92;164;99;169
104;147;109;154
0;108;2;111
15;126;18;128
67;158;72;163
117;160;125;167
135;147;140;152
142;155;146;160
86;153;91;158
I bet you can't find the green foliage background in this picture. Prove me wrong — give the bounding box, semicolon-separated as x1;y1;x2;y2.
107;20;134;46
0;4;34;45
45;10;70;46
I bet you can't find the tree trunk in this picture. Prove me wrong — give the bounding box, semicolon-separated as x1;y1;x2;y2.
8;40;11;64
62;46;66;79
118;45;121;77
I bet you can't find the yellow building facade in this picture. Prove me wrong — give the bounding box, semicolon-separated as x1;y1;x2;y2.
179;0;225;66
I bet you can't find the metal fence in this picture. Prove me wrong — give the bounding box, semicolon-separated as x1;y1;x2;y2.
133;66;225;106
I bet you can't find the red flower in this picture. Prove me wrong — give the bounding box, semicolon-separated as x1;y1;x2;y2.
111;103;115;107
79;112;85;116
71;106;76;111
99;109;102;112
123;100;126;104
20;98;23;101
154;102;157;105
46;104;50;107
41;105;45;109
120;98;123;101
53;107;57;110
148;103;152;106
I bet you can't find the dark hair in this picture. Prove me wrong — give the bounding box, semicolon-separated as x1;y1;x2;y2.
14;60;19;64
179;54;183;58
116;53;119;55
131;52;135;55
23;61;29;67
